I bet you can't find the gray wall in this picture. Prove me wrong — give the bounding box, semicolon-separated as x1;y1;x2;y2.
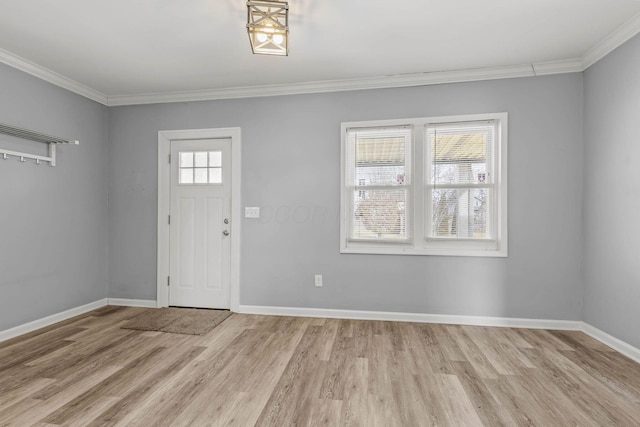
109;74;584;320
0;63;109;331
583;34;640;348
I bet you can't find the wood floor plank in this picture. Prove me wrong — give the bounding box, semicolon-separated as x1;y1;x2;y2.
463;326;536;373
340;357;369;427
41;346;168;424
255;324;330;427
180;391;250;427
317;318;340;361
413;323;454;375
182;353;289;426
1;306;639;426
449;361;516;426
434;324;468;363
513;367;598;426
447;325;500;379
521;347;640;425
352;319;372;359
0;377;56;413
0;333;79;374
389;350;437;426
319;332;356;400
119;329;258;426
560;347;640;401
514;328;575;352
485;373;550;426
307;398;343;426
28;331;146;400
1;366;122;426
433;373;485;427
86;345;206;427
551;329;617;352
366;334;407;427
397;324;435;376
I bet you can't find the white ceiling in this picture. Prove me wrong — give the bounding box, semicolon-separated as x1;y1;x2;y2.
1;0;640;105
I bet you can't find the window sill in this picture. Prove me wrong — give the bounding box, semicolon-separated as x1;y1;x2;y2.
340;245;508;257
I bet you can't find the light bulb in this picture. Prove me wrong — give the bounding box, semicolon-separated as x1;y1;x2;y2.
273;34;284;45
256;32;268;43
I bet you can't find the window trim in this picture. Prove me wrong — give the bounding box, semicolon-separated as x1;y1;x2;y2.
340;113;508;257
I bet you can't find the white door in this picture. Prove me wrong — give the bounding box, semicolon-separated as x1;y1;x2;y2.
169;138;231;309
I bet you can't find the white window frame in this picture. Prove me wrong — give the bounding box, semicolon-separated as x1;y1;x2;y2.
340;113;508;257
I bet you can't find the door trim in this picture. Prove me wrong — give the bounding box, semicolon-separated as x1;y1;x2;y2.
157;128;241;311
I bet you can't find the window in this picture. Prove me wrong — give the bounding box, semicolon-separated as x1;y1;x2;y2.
346;126;412;242
341;113;507;257
179;151;222;184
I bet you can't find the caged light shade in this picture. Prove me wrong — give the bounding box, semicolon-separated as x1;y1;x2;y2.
247;0;289;56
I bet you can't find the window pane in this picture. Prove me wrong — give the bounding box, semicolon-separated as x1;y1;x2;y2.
209;167;222;183
194;168;207;183
180;168;193;184
180;152;193;167
355;135;409;186
352;189;408;241
429;123;493;185
431;188;490;239
209;151;222;167
194;152;208;167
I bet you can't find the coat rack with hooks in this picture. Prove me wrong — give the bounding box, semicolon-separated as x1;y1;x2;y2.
0;123;79;167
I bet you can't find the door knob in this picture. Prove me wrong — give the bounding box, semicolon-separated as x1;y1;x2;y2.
224;218;229;224
222;230;230;236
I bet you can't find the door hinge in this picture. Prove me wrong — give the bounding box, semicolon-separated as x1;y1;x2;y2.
167;276;170;287
168;153;171;164
168;214;171;225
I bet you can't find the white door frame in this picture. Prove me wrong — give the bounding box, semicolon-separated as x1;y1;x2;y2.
157;128;241;311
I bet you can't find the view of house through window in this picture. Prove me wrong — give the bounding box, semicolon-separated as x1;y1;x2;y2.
341;113;507;257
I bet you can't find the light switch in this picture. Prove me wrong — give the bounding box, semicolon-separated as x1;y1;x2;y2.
245;207;260;218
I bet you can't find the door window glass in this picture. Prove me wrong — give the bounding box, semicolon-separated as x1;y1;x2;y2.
179;151;223;184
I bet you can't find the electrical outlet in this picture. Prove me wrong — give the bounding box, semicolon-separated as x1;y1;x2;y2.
314;274;323;287
245;207;260;218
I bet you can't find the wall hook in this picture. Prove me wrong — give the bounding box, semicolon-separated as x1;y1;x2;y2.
0;122;79;167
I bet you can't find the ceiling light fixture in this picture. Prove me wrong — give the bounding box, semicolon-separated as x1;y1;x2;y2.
247;0;289;56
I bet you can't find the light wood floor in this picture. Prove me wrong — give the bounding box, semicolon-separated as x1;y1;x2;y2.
1;307;640;426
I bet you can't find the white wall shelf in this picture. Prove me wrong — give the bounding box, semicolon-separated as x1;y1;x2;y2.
0;123;79;166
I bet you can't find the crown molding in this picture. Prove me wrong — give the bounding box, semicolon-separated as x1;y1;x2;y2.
0;48;108;105
581;11;640;69
532;58;584;76
108;64;539;106
108;60;586;106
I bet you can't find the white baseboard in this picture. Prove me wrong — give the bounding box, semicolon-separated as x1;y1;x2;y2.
3;300;638;366
107;298;157;308
0;298;108;343
238;305;582;331
238;305;640;364
581;322;640;364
